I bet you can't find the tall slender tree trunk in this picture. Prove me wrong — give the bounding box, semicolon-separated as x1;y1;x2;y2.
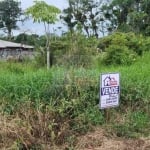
44;22;51;69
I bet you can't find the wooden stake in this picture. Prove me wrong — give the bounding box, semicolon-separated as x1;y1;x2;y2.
104;109;110;123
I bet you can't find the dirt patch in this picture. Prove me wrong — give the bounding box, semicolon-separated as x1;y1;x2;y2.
74;127;150;150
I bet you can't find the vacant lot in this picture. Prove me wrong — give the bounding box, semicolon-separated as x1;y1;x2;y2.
0;52;150;149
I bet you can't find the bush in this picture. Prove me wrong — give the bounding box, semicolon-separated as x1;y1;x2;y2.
142;37;150;51
103;45;136;65
98;32;150;65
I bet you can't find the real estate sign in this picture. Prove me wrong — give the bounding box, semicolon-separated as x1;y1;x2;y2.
99;73;120;109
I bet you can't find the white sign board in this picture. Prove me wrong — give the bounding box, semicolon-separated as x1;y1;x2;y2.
99;73;120;109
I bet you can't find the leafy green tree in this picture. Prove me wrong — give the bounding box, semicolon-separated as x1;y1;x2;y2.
62;0;104;38
14;33;39;46
0;0;22;39
25;0;61;69
102;0;150;35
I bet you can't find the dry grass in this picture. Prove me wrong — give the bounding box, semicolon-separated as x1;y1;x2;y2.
0;102;75;149
0;112;41;149
1;111;150;150
74;127;150;150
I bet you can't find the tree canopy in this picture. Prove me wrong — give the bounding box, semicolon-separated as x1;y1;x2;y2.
0;0;22;39
61;0;150;36
62;0;105;37
102;0;150;35
25;0;61;24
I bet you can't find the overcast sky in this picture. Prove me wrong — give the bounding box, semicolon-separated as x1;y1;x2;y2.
20;0;68;10
15;0;68;36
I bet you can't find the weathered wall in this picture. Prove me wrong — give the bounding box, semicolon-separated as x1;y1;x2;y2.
0;48;34;60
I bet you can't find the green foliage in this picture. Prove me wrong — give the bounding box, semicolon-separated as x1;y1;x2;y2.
114;112;150;138
25;0;61;24
0;0;22;39
142;37;150;52
34;47;47;68
120;58;150;108
104;45;136;65
0;52;150;147
6;63;25;74
62;0;103;37
46;32;98;67
14;33;39;46
83;106;104;125
130;112;150;132
98;32;150;65
102;0;150;35
25;0;61;69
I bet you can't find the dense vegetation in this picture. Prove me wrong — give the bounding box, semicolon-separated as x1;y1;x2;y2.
0;51;150;149
0;0;150;149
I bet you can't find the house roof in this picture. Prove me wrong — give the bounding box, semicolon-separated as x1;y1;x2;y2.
0;40;34;49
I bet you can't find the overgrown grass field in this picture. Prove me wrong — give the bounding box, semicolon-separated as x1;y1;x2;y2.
0;52;150;149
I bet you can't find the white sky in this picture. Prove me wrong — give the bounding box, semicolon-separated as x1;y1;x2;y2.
20;0;68;10
14;0;68;36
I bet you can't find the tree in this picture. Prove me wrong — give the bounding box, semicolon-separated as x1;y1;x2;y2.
102;0;150;35
0;0;22;39
14;33;39;46
62;0;104;38
25;0;61;69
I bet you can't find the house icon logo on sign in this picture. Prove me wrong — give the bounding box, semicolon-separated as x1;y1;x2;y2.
103;76;118;86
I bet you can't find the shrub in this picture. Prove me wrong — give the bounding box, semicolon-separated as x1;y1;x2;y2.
103;45;136;65
98;32;150;65
142;37;150;51
125;33;144;55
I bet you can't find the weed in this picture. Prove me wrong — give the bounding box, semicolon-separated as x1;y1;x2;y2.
0;52;150;148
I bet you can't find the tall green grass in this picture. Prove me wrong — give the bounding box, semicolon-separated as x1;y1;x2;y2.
0;52;150;147
0;52;150;113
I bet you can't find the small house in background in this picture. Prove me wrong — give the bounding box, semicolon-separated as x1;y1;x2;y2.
0;40;34;60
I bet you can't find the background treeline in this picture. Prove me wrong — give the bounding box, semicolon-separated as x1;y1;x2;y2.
0;0;150;38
